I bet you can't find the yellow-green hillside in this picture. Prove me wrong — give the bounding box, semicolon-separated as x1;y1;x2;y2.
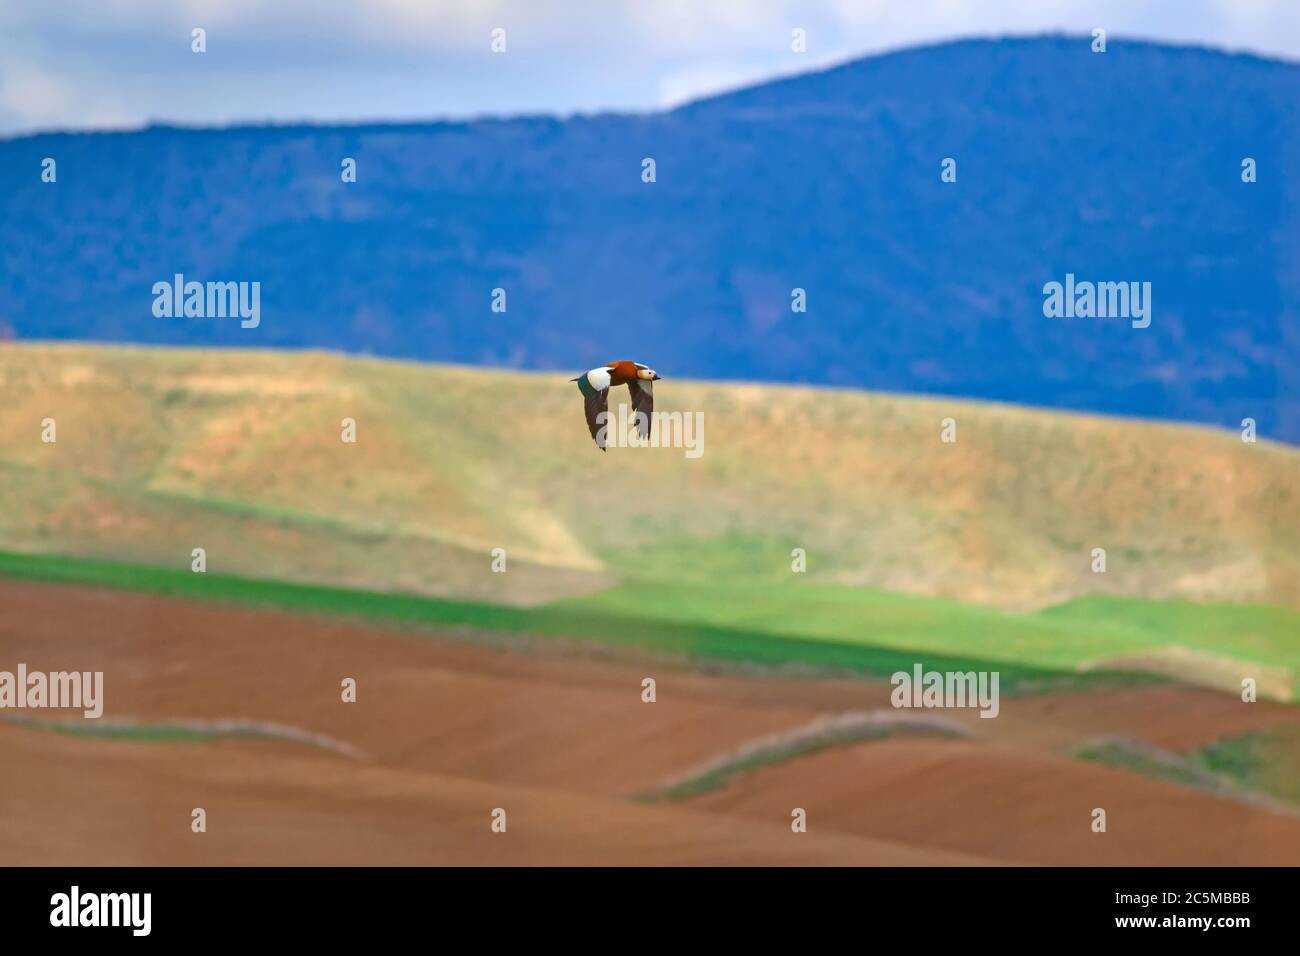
1;342;1296;612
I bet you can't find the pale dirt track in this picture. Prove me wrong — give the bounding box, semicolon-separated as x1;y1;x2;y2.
1;579;1298;865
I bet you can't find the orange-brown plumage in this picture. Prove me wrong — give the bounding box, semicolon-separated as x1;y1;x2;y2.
605;360;641;386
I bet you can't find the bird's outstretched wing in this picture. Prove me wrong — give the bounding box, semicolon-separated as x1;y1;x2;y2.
627;379;653;440
584;386;610;450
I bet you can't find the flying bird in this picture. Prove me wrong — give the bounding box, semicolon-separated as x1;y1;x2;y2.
571;360;661;450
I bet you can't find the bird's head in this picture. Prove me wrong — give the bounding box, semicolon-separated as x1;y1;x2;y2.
636;367;662;381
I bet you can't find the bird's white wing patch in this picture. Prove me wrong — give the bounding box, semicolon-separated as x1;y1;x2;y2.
586;366;612;390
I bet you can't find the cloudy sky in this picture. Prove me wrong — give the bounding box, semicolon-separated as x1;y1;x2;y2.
1;0;1297;135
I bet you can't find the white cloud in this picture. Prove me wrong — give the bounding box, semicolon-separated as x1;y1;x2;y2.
0;64;76;122
0;61;136;131
1;0;1297;135
658;60;777;108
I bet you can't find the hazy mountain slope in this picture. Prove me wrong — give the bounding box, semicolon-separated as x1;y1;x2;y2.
0;37;1296;438
1;343;1295;611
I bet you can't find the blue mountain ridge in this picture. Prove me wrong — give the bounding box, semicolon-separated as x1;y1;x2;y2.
2;35;1297;439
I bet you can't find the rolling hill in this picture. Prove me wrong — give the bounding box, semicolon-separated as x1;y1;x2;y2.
2;341;1296;610
2;341;1298;698
1;36;1296;439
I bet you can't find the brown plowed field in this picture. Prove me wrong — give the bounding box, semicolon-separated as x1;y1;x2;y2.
2;579;1297;865
688;738;1300;865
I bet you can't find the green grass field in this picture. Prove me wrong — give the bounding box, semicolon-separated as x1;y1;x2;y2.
0;549;1148;693
1197;726;1300;805
9;547;1299;700
562;579;1300;689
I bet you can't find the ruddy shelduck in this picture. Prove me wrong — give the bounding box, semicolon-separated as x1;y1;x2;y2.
571;360;662;450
